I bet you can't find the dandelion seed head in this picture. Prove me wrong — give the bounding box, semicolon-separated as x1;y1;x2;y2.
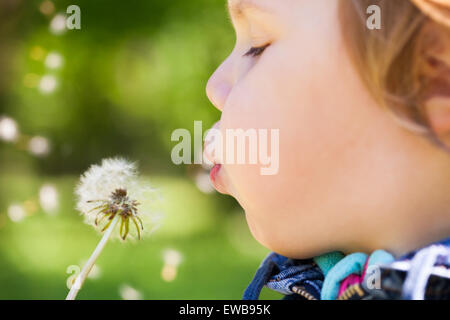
75;157;159;240
76;158;137;212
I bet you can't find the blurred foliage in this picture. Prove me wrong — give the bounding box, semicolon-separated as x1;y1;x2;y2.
1;0;232;173
0;0;280;299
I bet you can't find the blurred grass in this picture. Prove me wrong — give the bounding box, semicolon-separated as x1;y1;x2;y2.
0;174;282;300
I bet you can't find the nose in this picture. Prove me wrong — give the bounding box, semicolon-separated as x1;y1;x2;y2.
206;62;233;112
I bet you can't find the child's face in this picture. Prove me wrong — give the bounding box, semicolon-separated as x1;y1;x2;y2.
206;0;446;258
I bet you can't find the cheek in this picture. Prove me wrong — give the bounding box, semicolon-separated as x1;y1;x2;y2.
220;29;357;213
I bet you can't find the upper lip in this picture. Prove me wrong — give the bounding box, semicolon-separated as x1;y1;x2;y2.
203;120;221;165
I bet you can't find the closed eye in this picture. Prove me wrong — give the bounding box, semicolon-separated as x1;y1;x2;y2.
243;43;270;57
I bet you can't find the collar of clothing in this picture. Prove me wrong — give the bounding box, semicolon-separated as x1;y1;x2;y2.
242;236;450;300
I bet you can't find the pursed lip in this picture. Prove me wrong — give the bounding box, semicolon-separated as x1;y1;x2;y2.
209;163;228;194
209;163;222;184
203;121;228;194
203;120;221;166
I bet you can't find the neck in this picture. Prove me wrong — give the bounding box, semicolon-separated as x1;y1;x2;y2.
346;221;450;258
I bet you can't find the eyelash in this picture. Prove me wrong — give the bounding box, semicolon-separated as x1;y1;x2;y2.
243;44;270;57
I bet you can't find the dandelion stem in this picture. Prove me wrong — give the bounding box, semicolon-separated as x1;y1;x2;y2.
66;215;120;300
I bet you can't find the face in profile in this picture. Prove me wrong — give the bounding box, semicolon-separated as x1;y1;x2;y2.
206;0;450;258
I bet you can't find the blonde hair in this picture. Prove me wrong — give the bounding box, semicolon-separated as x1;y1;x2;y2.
339;0;450;142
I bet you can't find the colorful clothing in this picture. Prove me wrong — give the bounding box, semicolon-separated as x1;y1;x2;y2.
242;237;450;300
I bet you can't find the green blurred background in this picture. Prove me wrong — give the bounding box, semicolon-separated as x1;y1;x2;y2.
0;0;281;299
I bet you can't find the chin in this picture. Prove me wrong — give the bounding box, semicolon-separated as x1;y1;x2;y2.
245;214;328;259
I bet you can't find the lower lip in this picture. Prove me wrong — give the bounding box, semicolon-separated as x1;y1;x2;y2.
210;164;222;184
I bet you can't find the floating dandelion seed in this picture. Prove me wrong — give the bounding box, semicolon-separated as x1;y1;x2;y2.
7;204;26;223
39;75;58;94
78;260;101;280
66;158;158;300
45;52;64;69
0;116;19;142
163;249;183;266
28;136;51;156
87;264;101;279
195;171;215;194
50;14;66;35
161;249;183;282
119;284;143;300
39;184;59;215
